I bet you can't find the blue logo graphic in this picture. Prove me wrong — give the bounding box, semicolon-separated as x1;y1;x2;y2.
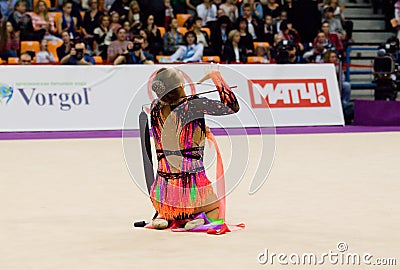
0;84;13;105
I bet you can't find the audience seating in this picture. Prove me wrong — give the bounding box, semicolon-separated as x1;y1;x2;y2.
176;14;191;27
21;41;41;55
247;56;265;63
48;40;63;62
202;56;220;63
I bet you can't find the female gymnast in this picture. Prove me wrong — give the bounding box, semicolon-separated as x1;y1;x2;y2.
149;67;240;230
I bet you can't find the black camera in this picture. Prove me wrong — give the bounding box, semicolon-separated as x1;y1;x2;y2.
373;48;399;101
75;48;84;60
275;40;295;64
129;42;142;52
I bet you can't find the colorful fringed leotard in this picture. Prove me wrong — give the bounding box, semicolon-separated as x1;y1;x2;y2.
149;72;239;220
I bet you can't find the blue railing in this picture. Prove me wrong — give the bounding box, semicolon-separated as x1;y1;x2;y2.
345;46;377;88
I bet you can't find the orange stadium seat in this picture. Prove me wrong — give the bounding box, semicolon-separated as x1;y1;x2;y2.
158;26;166;37
177;27;188;35
202;56;220;63
156;55;171;61
8;57;19;64
33;0;51;8
93;56;103;64
201;27;211;37
21;41;40;56
48;40;63;62
247;56;265;63
253;42;270;49
49;12;62;33
176;14;191;27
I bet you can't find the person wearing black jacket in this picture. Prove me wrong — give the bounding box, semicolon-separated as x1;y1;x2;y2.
223;29;247;63
210;15;233;57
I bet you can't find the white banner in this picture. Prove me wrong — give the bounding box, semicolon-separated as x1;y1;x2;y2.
0;64;343;132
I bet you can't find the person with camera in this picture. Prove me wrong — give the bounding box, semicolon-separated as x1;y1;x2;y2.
271;39;306;64
303;31;335;63
60;40;95;65
113;35;155;65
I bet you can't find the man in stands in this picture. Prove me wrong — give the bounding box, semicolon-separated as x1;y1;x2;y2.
303;31;335;63
19;52;32;65
113;35;154;65
60;40;95;65
239;3;261;41
317;21;343;54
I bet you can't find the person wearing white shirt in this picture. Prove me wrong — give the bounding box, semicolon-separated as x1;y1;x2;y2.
170;31;204;62
196;0;217;26
36;39;56;63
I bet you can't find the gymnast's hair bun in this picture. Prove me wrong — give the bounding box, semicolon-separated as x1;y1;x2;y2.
152;67;184;98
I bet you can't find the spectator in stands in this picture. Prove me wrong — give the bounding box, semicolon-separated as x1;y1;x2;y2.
170;30;203;62
259;14;276;45
239;3;261;40
186;0;202;16
282;0;295;22
36;38;56;63
303;31;334;62
163;0;175;29
261;0;281;19
237;17;254;55
57;0;78;40
271;40;305;63
143;14;163;56
56;30;73;61
31;0;61;42
82;0;103;49
324;50;351;104
0;21;19;61
103;0;115;13
323;6;346;39
196;0;217;27
240;0;263;20
192;16;214;55
222;29;247;63
275;10;287;33
327;0;353;42
114;35;154;64
127;0;143;33
318;20;343;53
139;28;151;52
94;15;113;60
19;52;32;64
210;15;232;56
278;20;303;51
8;0;38;41
60;40;95;65
220;0;239;23
122;20;133;40
107;26;128;62
109;0;130;22
109;11;121;35
0;0;9;19
163;17;183;55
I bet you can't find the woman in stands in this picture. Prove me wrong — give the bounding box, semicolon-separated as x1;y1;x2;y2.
0;21;19;61
237;17;254;56
127;0;143;33
93;15;113;60
163;17;183;55
149;67;239;229
31;0;61;41
109;12;121;36
170;30;204;62
57;0;78;39
143;14;163;56
82;0;103;49
223;29;247;63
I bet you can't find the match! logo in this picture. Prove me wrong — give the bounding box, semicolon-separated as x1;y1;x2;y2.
248;79;331;108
